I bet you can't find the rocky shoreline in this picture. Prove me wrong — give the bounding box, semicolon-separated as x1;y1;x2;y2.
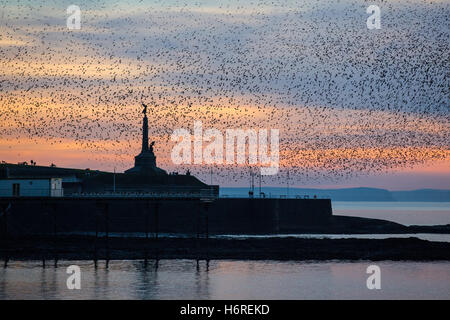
2;235;449;261
285;216;450;234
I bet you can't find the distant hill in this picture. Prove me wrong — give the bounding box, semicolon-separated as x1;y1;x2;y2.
391;189;450;202
220;187;450;202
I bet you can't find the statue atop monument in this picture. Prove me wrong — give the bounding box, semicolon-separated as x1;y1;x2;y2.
124;104;167;176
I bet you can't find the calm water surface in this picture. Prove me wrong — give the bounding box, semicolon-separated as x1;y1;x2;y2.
0;260;449;300
332;202;450;226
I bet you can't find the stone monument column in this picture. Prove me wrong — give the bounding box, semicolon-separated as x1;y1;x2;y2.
142;103;149;152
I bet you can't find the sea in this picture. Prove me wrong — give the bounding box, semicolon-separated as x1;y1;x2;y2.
332;201;450;226
0;202;449;300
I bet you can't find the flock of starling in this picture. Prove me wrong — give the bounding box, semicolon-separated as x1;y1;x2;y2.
0;0;448;186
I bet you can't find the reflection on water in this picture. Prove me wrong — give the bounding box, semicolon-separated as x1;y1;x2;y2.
0;260;449;300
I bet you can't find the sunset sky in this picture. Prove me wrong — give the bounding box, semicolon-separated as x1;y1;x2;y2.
0;0;449;190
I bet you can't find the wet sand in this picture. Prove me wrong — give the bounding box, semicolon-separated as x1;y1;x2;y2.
2;235;449;261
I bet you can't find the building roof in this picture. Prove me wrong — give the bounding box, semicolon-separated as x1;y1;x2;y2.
0;163;103;179
0;177;59;180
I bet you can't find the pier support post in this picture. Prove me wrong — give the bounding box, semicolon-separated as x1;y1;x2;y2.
196;203;200;240
42;200;49;268
195;201;200;261
154;200;160;272
204;202;210;261
52;203;58;268
155;256;159;271
154;203;159;241
104;203;109;239
95;209;99;239
104;203;109;268
144;201;150;263
205;208;209;241
145;201;150;240
1;203;9;268
94;205;99;269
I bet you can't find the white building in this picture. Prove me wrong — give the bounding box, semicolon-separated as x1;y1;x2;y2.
0;178;63;197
